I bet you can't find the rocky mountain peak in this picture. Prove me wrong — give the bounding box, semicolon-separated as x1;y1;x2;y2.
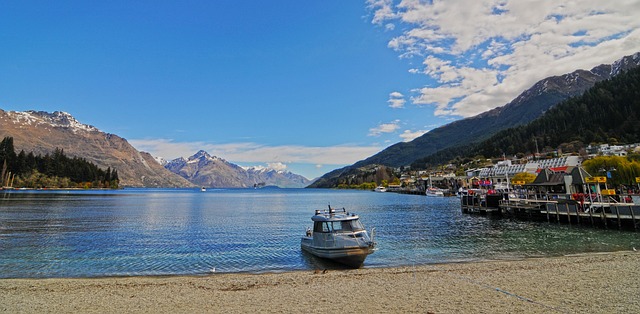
191;150;210;159
12;110;102;133
186;150;225;165
0;109;194;187
611;52;640;76
164;157;187;170
164;151;310;188
243;165;279;174
154;156;168;166
498;52;640;114
589;64;612;78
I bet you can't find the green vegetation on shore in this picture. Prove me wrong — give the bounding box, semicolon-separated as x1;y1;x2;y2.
312;66;640;189
583;155;640;188
413;66;640;168
0;137;119;189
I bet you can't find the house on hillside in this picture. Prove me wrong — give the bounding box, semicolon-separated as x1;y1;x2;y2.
586;143;640;157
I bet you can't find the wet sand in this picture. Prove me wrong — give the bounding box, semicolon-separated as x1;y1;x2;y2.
2;251;639;313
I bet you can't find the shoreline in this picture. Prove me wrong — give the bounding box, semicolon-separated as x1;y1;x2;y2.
2;251;639;313
0;250;621;281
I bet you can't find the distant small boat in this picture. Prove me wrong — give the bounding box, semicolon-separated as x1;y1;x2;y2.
201;187;206;192
374;186;387;192
301;206;376;268
426;174;444;197
426;187;444;197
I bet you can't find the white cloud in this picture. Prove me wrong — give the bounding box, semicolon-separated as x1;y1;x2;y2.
368;119;401;136
129;138;381;166
267;162;287;172
367;0;396;24
387;91;406;108
369;0;640;118
400;129;427;142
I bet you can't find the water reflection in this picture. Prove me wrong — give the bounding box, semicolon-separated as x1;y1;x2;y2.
1;189;638;278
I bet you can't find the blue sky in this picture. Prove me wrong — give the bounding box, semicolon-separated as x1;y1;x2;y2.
1;1;639;179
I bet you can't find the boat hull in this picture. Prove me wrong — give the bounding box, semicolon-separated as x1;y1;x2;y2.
301;238;374;268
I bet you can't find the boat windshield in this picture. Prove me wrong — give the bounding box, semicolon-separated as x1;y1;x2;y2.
350;219;365;231
313;219;365;233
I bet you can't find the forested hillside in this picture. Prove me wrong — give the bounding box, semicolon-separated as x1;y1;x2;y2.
309;52;640;188
413;65;640;167
0;137;118;189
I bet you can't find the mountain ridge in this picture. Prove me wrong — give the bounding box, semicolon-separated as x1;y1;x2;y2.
0;110;194;187
309;52;640;188
0;109;312;188
452;63;640;162
164;150;311;188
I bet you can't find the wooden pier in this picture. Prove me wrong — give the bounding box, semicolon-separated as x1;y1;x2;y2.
540;201;640;230
461;195;640;231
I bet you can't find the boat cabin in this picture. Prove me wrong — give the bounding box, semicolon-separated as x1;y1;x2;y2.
312;217;366;234
311;208;366;234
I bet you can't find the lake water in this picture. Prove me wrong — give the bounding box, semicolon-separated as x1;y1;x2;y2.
1;188;638;278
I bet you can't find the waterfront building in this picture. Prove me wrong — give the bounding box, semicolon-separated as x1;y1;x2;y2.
470;156;582;187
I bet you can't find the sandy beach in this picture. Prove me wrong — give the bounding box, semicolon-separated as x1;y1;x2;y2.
2;251;639;313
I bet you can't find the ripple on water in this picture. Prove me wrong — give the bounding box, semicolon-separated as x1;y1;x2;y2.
1;189;638;278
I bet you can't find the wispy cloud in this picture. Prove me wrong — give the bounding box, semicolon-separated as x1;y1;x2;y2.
368;0;640;117
399;129;427;142
368;119;401;136
387;91;406;108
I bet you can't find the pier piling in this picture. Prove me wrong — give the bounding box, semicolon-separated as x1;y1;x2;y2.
463;195;639;231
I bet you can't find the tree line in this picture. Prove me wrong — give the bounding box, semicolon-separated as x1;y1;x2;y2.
0;137;119;189
412;65;640;168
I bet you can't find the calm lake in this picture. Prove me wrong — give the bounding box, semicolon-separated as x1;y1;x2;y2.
1;188;638;278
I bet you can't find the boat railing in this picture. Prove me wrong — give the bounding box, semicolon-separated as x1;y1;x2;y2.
316;206;347;215
370;227;376;245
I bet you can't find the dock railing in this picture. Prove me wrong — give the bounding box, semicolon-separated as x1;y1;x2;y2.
462;192;640;231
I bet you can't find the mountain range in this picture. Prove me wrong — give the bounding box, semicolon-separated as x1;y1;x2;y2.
3;52;639;189
163;150;311;188
0;110;193;187
0;110;310;188
309;52;640;188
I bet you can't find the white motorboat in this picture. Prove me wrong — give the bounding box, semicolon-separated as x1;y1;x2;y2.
426;174;444;197
301;206;376;268
426;187;444;197
374;186;387;192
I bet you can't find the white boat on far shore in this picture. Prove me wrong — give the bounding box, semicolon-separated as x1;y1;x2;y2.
374;186;387;192
426;187;444;197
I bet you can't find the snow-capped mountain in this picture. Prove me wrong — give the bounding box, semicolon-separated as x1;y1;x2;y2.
0;109;194;187
154;156;168;166
164;150;311;188
244;165;312;188
611;52;640;76
8;110;101;133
